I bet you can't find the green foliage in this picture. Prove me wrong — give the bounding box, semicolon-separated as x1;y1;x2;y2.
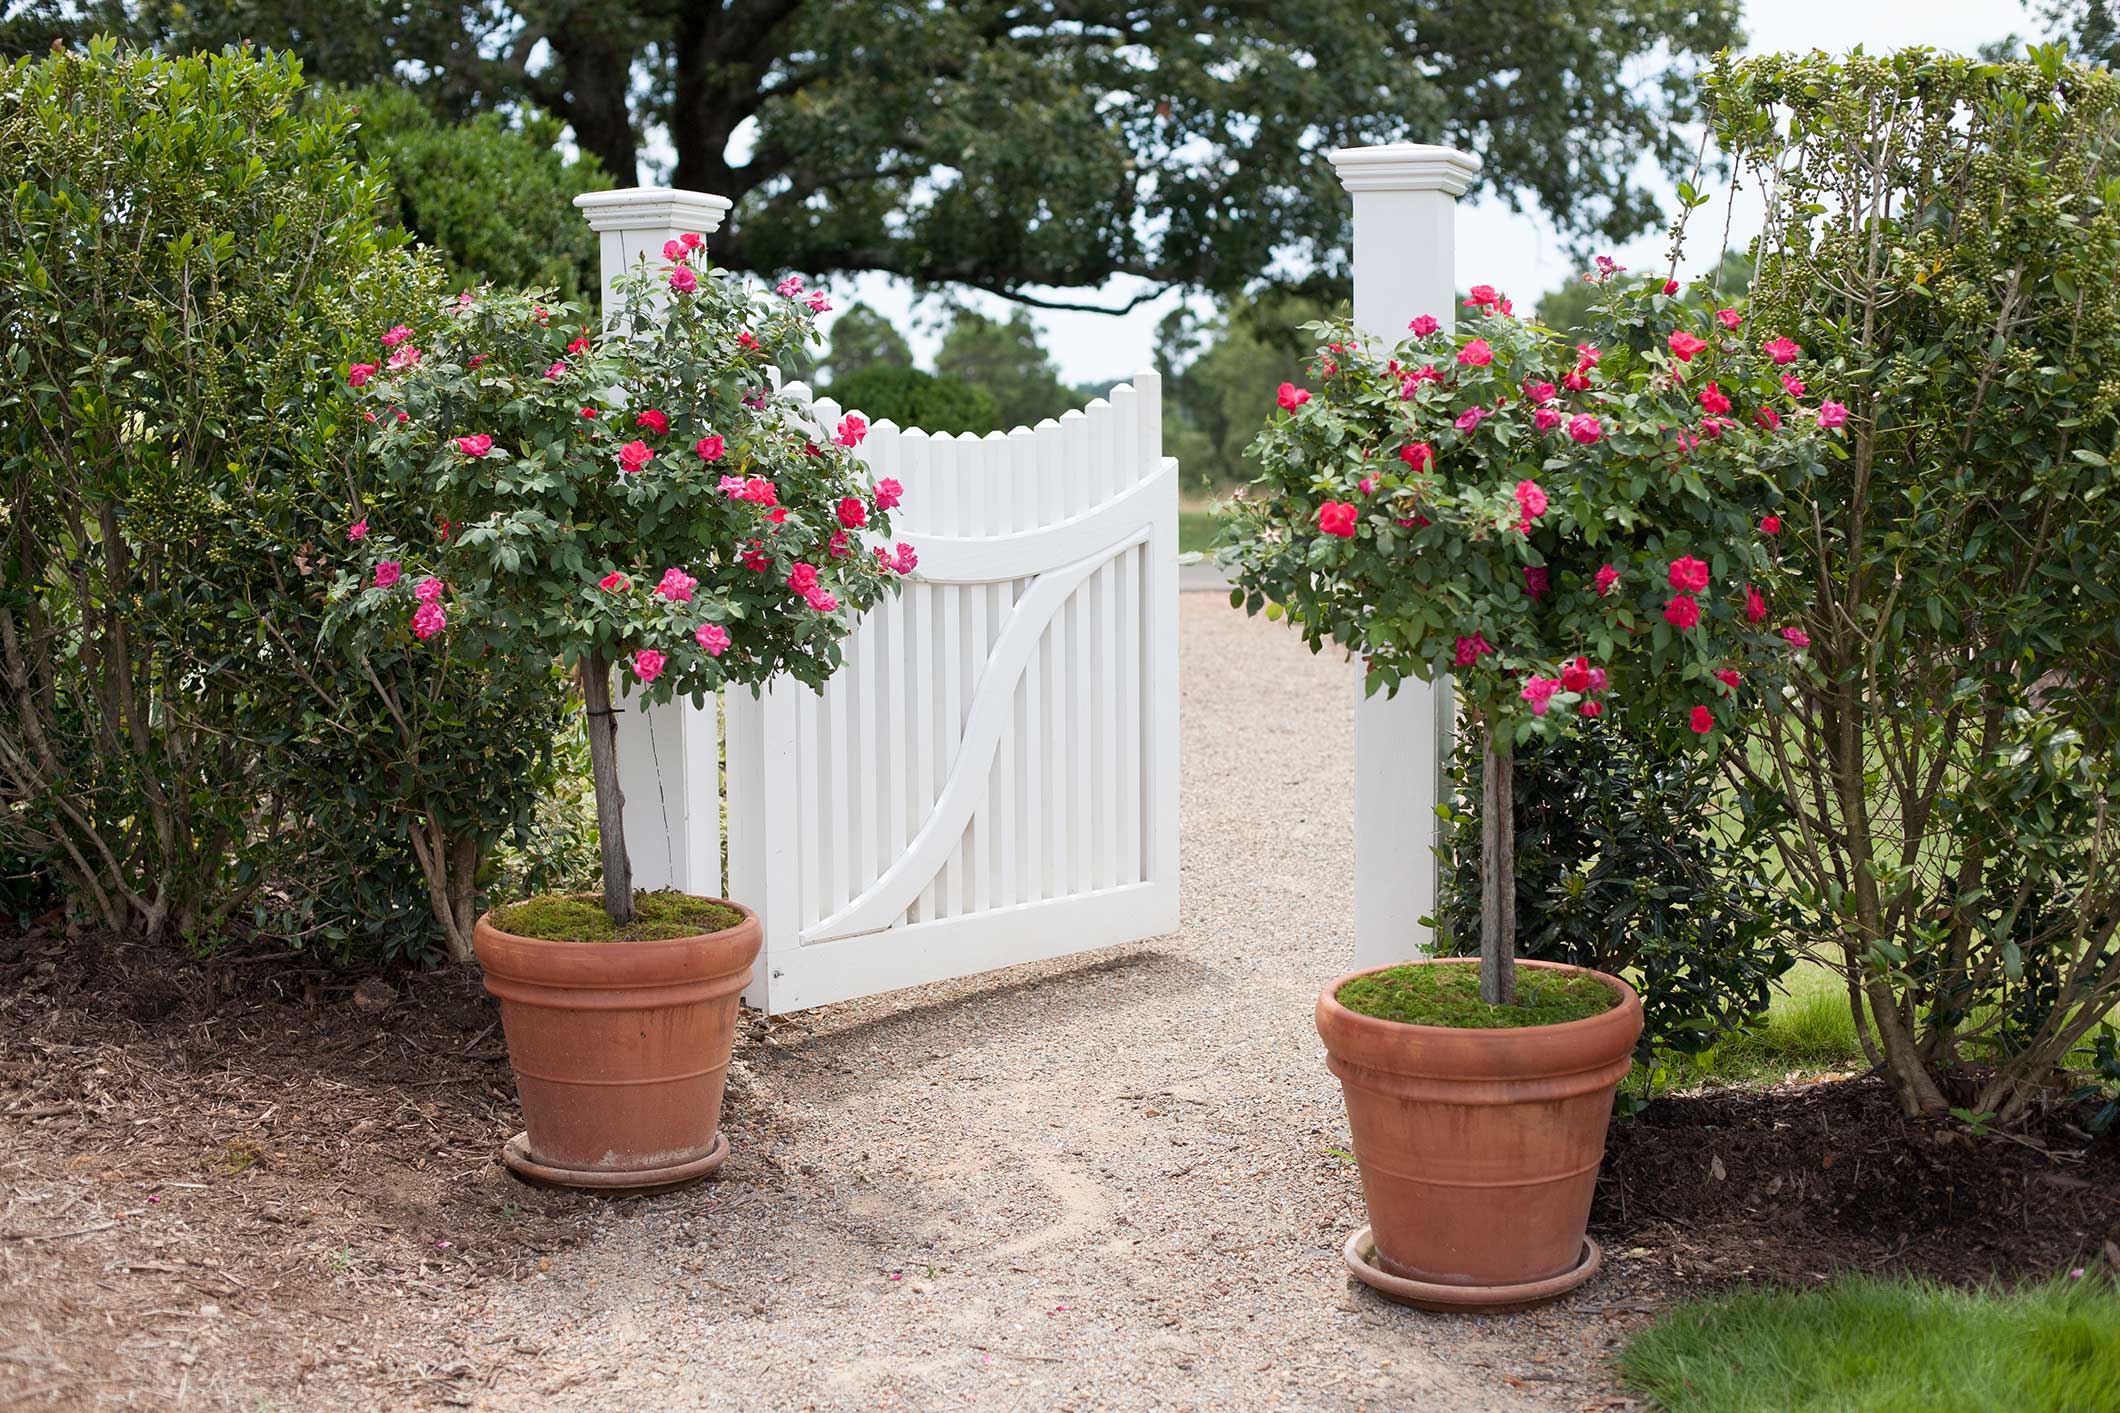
490;889;744;944
1707;49;2120;1123
1535;249;1753;339
11;3;1742;302
1620;1273;2120;1413
934;308;1075;430
1217;284;1830;740
820;305;913;384
1433;723;1795;1060
1160;292;1334;488
337;84;609;299
1337;962;1618;1029
829;365;1001;437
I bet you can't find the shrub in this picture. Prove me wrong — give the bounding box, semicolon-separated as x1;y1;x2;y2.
829;364;1001;436
1433;723;1794;1059
1219;278;1836;1005
339;84;609;300
1706;48;2120;1122
335;258;913;924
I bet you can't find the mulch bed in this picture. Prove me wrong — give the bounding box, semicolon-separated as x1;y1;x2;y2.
1594;1074;2120;1292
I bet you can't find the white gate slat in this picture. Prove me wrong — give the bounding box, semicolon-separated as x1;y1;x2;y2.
721;374;1178;1012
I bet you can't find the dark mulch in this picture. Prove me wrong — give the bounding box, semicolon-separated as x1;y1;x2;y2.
0;925;783;1408
1594;1075;2120;1293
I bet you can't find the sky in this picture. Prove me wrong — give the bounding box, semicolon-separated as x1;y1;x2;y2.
820;0;2039;390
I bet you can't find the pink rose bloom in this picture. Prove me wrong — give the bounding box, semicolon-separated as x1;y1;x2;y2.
1524;381;1557;405
413;576;445;604
835;413;868;448
636;409;669;434
1701;416;1730;439
1456;338;1494;367
787;562;820;594
1817;400;1849;429
837;496;868;529
806;291;832;313
1667;330;1708;362
1664;593;1702;630
1514;479;1548;520
1520;677;1559;716
1533;407;1562;432
1698;382;1732;416
386;345;421;370
682;232;704;251
1409;315;1440;337
1580;700;1604;717
891;543;919;575
1715;668;1741;692
1744;583;1768;624
742;477;778;505
775;274;805;298
411;601;446;641
1781;373;1807;397
1761;515;1782;536
1690;704;1714;735
691;435;725;462
1560;658;1591;693
1317;501;1358;538
1755;406;1783;432
1399;442;1433;470
1401;364;1443;395
380;325;412;347
1782;626;1812;649
1465;284;1501;308
1357;475;1379;496
1455;405;1488;434
456;434;493;457
663;238;686;261
1595;563;1620;597
633;649;666;684
599;571;630;593
655;567;698;603
618;440;654;473
1588;667;1608;691
873;477;903;510
1523;566;1549;598
1594;255;1625;278
347;518;368;541
828;530;851;557
1764;337;1801;365
695;622;730;656
1668;556;1711;593
348;363;376;388
373;561;401;589
1277;382;1311;410
1716;308;1743;331
669;266;699;294
1661;279;1680;296
1453;634;1493;667
544;360;567;380
1566;413;1602;444
804;587;839;613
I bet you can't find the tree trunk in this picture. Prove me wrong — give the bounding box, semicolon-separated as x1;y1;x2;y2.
1479;727;1517;1007
547;13;641;185
580;654;636;925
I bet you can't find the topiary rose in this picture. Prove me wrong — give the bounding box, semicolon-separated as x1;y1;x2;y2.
331;245;913;924
1219;272;1836;1004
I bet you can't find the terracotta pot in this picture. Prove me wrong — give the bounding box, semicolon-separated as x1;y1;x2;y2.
1316;958;1642;1307
473;901;762;1191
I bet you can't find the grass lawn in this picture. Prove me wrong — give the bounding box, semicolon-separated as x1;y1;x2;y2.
1178;506;1220;555
1629;960;1864;1097
1620;1274;2120;1412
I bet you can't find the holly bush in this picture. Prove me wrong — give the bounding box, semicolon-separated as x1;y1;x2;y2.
336;253;914;921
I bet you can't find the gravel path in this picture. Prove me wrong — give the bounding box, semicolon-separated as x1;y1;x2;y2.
452;596;1618;1412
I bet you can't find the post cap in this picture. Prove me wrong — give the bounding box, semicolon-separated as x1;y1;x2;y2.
1327;144;1482;197
573;187;734;235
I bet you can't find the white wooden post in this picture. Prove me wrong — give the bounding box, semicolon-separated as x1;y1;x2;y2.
573;187;736;901
1328;143;1481;970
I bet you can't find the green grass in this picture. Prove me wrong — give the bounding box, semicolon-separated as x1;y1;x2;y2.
1178;507;1219;555
1338;961;1619;1028
1620;1274;2120;1412
489;889;744;943
1634;961;1866;1095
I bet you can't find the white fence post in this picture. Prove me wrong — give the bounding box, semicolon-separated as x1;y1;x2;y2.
573;187;738;906
1328;143;1481;970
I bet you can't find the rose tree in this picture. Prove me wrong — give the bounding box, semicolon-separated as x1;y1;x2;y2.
332;245;917;925
1219;276;1837;1005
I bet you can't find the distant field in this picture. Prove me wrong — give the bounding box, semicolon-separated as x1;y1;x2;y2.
1178;507;1219;555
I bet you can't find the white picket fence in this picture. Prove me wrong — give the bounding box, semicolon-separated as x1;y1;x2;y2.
614;372;1181;1014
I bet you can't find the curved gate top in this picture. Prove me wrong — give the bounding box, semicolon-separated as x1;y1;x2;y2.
617;373;1181;1014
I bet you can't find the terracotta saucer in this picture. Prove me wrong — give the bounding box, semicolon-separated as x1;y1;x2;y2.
1342;1226;1601;1313
501;1130;729;1194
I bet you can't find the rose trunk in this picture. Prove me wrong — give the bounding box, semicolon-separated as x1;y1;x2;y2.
579;653;636;926
1479;727;1517;1007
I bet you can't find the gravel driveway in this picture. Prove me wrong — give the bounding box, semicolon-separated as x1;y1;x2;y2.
454;595;1616;1412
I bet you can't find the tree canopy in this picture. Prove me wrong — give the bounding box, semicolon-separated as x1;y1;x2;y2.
2;0;1743;309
